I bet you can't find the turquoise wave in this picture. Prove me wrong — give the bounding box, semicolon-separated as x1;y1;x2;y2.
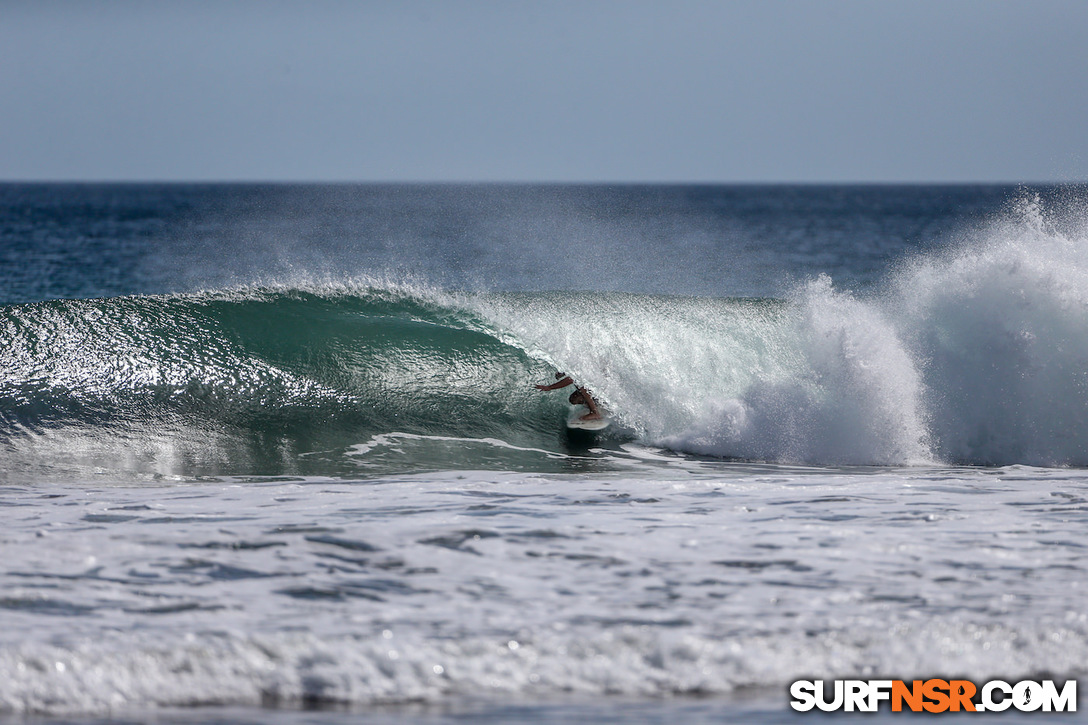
0;286;584;478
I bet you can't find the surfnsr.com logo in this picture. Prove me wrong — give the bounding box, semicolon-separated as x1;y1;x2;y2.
790;679;1077;713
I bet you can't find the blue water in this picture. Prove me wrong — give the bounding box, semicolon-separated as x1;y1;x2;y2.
1;184;1086;722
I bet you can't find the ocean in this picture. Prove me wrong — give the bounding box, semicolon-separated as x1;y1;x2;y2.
1;183;1086;723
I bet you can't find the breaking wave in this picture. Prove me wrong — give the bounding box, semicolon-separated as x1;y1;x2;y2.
2;194;1087;477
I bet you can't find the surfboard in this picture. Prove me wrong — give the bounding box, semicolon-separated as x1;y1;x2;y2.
567;413;611;431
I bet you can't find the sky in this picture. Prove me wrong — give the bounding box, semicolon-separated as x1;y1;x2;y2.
2;0;1087;183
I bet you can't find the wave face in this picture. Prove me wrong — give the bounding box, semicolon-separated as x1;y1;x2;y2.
3;193;1088;476
0;286;565;479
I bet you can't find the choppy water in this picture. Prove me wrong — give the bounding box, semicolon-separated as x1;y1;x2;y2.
1;184;1086;722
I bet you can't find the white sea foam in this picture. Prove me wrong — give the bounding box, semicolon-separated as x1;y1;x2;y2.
2;445;1087;717
3;616;1085;715
347;432;570;460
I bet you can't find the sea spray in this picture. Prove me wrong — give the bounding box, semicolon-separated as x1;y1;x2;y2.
659;191;1088;466
475;283;933;466
467;291;794;442
891;192;1088;465
661;276;930;465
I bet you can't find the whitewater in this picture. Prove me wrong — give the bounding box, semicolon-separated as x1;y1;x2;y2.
0;184;1085;723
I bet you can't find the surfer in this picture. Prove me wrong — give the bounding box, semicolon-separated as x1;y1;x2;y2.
535;372;602;421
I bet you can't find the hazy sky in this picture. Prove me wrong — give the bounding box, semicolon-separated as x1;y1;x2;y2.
3;0;1087;182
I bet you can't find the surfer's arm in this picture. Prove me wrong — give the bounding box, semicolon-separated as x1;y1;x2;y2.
535;376;574;391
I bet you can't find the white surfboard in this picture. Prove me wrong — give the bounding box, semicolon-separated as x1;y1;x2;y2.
567;413;611;431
